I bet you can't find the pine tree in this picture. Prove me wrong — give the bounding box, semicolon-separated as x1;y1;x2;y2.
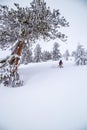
52;42;61;60
0;0;69;87
64;49;70;60
75;44;87;65
42;51;52;61
34;44;42;62
72;51;76;57
21;44;32;64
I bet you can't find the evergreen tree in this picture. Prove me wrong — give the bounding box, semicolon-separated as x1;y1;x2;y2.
64;49;70;60
34;44;42;62
71;51;76;57
42;51;52;61
75;44;87;65
21;47;32;64
0;0;69;87
52;42;61;60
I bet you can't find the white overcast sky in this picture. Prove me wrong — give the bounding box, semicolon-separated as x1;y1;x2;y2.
0;0;87;53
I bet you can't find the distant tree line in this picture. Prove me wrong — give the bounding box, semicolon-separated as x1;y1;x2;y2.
21;42;62;64
21;43;87;66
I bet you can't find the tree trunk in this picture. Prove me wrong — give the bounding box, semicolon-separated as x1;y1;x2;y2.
0;40;24;87
9;40;24;72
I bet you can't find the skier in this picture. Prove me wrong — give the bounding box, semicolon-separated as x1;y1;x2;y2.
58;60;63;68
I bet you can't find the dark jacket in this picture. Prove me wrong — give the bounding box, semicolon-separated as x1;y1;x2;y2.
59;60;63;66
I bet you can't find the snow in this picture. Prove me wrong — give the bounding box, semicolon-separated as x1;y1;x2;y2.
0;0;87;129
0;59;87;130
0;49;11;59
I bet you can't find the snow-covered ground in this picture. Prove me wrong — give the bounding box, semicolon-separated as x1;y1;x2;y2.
0;59;87;130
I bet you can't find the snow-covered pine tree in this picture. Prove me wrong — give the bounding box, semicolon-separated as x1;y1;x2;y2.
0;0;69;87
42;51;52;61
75;44;87;65
52;42;61;61
71;51;76;57
64;49;70;60
34;44;42;62
21;43;33;64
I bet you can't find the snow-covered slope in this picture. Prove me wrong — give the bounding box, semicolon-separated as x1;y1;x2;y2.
0;59;87;130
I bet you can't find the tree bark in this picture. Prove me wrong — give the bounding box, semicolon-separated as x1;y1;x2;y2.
0;40;24;71
0;40;24;87
9;40;24;72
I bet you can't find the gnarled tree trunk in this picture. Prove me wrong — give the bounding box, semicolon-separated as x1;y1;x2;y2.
0;40;24;87
9;40;24;72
